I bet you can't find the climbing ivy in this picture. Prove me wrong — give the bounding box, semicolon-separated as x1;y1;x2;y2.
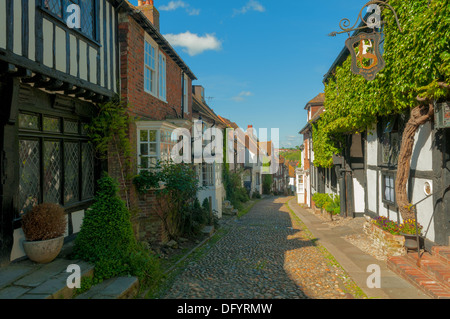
314;0;450;167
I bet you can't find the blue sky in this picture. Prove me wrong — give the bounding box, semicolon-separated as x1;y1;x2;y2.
128;0;366;148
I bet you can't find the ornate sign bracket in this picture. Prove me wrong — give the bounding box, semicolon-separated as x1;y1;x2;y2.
329;0;402;37
328;1;402;81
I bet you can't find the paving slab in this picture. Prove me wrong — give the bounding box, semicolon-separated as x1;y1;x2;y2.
14;258;71;287
0;286;32;299
0;264;35;289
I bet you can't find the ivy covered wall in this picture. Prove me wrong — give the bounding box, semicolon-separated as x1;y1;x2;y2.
314;0;450;168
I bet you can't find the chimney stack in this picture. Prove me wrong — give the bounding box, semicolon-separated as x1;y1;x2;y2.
138;0;160;32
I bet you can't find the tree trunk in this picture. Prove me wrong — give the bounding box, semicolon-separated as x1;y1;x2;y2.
395;102;434;221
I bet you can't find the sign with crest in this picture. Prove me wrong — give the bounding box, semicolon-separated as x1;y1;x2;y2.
329;1;402;81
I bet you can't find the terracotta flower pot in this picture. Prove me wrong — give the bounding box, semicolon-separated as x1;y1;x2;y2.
22;236;64;264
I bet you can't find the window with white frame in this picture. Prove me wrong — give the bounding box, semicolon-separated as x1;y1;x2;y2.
159;52;167;101
144;40;157;95
137;123;178;171
144;38;167;102
382;173;396;205
297;175;304;193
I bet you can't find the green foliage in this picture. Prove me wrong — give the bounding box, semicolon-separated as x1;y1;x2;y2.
314;0;450;167
72;174;162;286
84;95;131;161
134;162;208;239
252;191;261;199
312;192;341;215
222;167;249;209
312;193;328;209
279;150;302;162
262;174;273;195
85;95;133;208
133;169;161;194
324;195;341;216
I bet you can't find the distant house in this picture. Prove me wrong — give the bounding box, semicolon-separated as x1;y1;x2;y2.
192;85;226;218
299;94;325;206
219;117;264;198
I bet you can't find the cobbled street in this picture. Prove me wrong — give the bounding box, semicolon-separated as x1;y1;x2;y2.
162;197;360;299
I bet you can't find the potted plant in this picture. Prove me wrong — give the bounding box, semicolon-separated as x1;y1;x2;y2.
399;219;424;251
21;203;67;263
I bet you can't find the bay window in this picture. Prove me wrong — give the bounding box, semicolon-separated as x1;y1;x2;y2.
137;122;178;171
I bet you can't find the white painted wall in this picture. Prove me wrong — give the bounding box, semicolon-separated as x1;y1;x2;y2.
366;169;377;213
410;122;433;171
353;177;365;213
410;178;435;242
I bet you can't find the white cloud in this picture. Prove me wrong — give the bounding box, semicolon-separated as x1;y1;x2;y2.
164;31;222;56
232;91;253;102
159;1;187;11
159;1;200;15
233;0;265;16
187;8;200;16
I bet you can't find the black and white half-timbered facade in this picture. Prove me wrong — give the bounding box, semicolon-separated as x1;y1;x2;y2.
0;0;123;265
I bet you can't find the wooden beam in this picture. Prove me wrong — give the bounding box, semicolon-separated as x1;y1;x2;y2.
32;75;52;88
45;79;65;91
64;86;84;95
74;89;87;98
80;90;95;99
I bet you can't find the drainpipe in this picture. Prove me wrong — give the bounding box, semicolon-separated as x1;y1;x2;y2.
181;71;185;119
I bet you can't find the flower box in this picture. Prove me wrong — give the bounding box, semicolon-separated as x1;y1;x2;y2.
363;221;407;258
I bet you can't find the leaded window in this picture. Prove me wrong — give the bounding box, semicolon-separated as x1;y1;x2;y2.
18;112;95;216
42;0;97;40
379;115;405;167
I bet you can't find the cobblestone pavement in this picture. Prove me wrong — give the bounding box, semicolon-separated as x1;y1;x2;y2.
162;197;362;299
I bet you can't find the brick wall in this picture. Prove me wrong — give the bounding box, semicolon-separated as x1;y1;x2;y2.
118;15;192;121
108;14;194;244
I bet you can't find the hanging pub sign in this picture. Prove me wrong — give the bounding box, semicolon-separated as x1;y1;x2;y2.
328;1;402;81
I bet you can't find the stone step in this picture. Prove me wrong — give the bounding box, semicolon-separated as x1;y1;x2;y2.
201;225;214;237
387;255;450;299
0;259;94;299
75;276;139;299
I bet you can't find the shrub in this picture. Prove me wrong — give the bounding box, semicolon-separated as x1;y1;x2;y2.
262;174;272;195
133;169;161;194
252;191;261;199
21;203;67;241
324;194;340;215
312;193;328;209
72;173;162;285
